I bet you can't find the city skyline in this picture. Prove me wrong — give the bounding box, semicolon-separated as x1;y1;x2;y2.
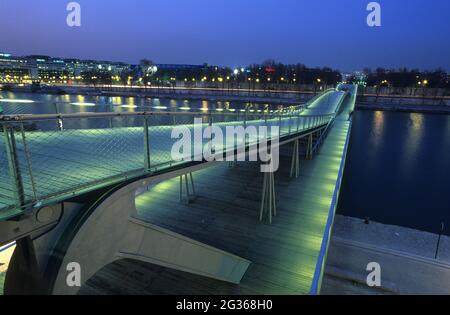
1;0;449;71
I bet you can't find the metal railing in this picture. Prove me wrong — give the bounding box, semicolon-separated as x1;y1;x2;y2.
0;109;334;219
312;91;350;154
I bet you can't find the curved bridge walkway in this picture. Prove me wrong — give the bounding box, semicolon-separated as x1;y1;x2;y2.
0;85;356;295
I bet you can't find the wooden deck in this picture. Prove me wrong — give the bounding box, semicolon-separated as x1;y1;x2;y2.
80;110;351;295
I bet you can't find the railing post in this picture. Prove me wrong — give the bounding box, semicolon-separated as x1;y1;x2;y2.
54;103;64;130
143;116;151;171
288;115;292;135
3;124;26;207
243;111;248;147
20;123;37;200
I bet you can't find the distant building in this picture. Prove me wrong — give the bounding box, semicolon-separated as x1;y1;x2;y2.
0;52;131;84
0;52;31;83
0;51;214;84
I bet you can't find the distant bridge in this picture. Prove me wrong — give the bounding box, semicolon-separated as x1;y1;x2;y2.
0;85;356;295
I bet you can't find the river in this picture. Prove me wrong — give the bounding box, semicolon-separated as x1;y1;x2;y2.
338;109;450;236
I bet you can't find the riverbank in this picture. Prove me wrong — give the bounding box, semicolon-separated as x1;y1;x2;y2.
323;215;450;294
358;104;450;114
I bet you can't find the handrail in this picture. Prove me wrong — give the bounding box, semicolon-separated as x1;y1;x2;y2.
311;91;348;153
309;119;353;295
309;85;358;294
0;110;335;123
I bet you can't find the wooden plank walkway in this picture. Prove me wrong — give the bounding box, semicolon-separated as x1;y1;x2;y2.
80;105;352;295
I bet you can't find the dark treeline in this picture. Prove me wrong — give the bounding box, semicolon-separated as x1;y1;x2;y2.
150;59;342;86
246;59;342;85
350;68;449;88
80;59;342;87
78;59;449;89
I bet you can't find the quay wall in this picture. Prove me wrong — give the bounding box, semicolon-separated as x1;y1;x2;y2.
323;215;450;295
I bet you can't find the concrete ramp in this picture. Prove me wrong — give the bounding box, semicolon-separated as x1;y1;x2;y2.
121;216;250;284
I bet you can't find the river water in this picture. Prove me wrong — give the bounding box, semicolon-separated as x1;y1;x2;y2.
338;110;450;236
0;91;279;116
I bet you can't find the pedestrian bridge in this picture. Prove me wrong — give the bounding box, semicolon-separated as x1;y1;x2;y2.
0;85;356;295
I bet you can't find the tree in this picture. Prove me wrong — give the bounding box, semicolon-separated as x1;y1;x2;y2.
139;59;156;86
119;69;135;86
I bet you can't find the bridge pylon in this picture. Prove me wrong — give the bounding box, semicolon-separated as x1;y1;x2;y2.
259;164;277;224
290;139;300;179
179;172;196;204
306;134;314;160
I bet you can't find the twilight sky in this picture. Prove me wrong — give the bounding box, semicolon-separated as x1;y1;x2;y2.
0;0;449;71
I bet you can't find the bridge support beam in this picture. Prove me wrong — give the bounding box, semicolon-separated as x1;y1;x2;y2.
259;168;277;224
179;172;196;204
290;140;300;179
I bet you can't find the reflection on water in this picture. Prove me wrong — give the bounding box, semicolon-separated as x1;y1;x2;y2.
399;113;424;180
369;111;384;158
0;91;282;116
338;110;450;235
201;100;209;111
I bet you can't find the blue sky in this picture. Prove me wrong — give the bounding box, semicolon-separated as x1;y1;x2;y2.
0;0;449;71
